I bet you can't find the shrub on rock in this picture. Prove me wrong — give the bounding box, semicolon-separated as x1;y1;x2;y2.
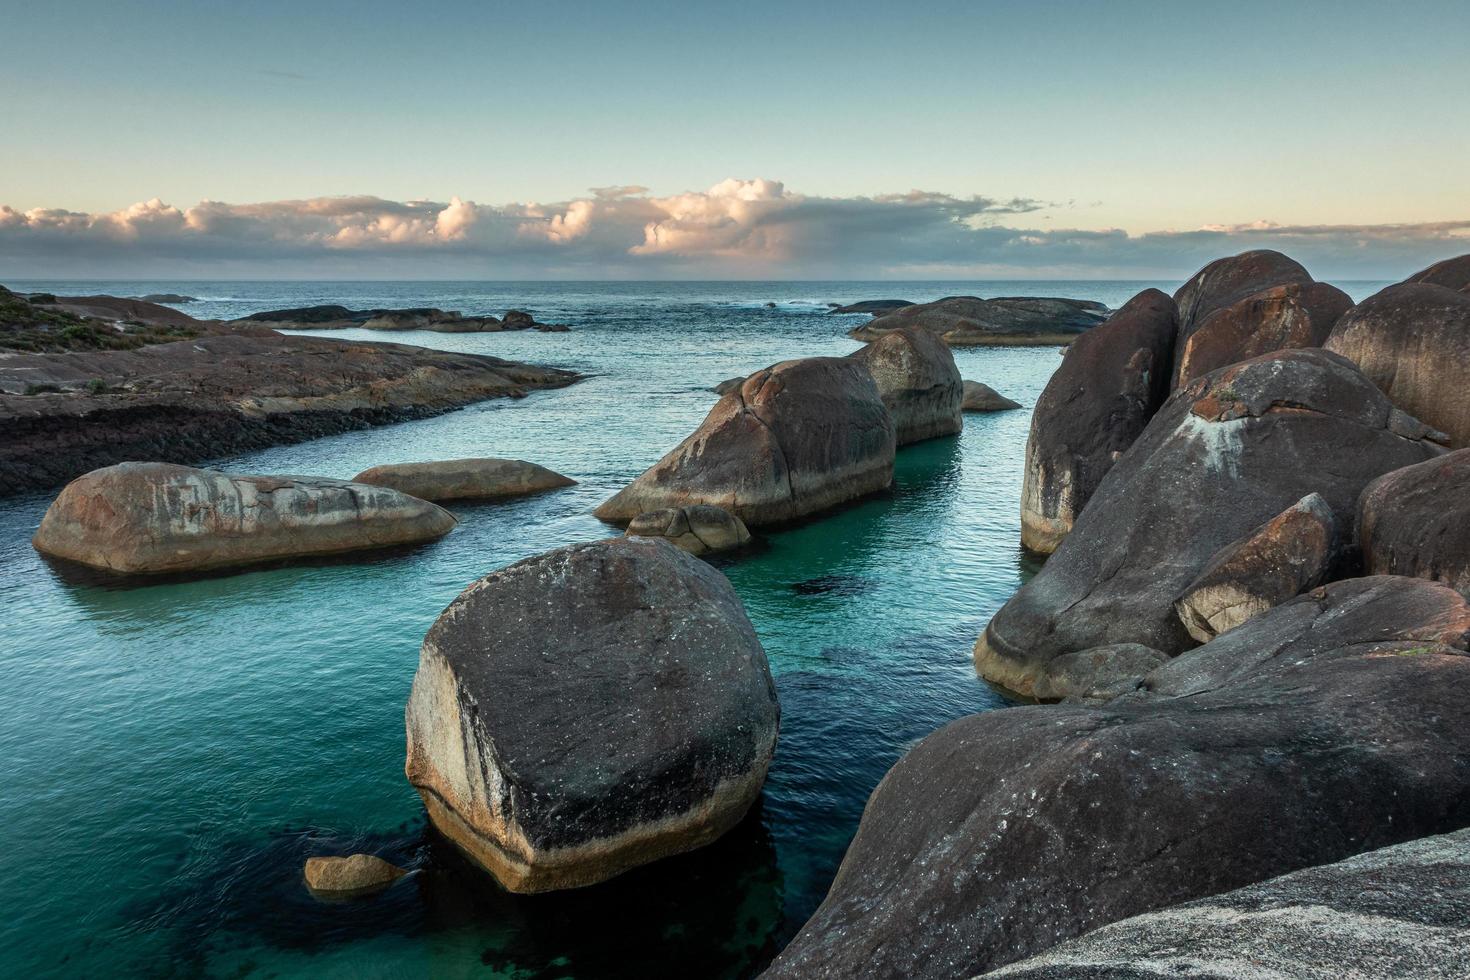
404;537;779;893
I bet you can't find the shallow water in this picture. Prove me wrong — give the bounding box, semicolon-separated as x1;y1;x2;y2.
0;280;1387;978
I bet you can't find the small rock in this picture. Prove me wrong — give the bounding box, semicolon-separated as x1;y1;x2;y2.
502;309;535;329
303;854;407;896
626;504;751;555
960;380;1020;412
352;458;575;503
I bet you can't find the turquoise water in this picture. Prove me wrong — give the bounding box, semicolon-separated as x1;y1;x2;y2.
0;281;1384;978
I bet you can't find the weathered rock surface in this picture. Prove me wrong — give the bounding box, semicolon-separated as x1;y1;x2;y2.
1030;643;1168;702
980;348;1445;695
0;332;578;496
1325;283;1470;447
1359;449;1470;597
352;458;575;502
851;296;1108;346
1403;253;1470;293
1173;279;1352;386
849;326;963;445
595;357;895;527
1019;289;1177;554
303;854;407;896
1174;492;1340;643
1171;250;1311;376
32;462;456;574
960;381;1020;412
237;304;569;333
765;576;1470;979
711;376;746;395
41;293;206;328
830;299;915;315
404;537;779;892
987;827;1470;980
625;504;752;555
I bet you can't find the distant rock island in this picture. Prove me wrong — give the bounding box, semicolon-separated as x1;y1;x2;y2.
0;286;579;496
236;304;571;332
846;295;1109;346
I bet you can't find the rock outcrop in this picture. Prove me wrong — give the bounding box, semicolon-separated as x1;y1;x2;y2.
1030;643;1168;702
32;462;456;574
849;326;963;445
1359;449;1470;597
1174;492;1340;643
1403;253;1470;292
1325;282;1470;447
960;381;1020;412
625;505;752;555
1019;289;1177;554
979;348;1446;695
988;828;1470;980
711;376;745;395
352;458;575;502
303;854;408;897
1171;250;1312;378
238;305;569;333
830;299;914;315
594;357;895;527
0;331;578;497
765;576;1470;979
404;537;779;892
1173;279;1352;386
850;296;1108;346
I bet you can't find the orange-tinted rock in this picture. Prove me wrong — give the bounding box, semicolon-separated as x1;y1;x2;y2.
1174;280;1352;386
1171;250;1312;386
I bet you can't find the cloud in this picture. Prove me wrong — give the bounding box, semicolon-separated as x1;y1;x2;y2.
1;181;1465;279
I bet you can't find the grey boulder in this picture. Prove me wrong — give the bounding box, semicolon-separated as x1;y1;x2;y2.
404;537;779;892
1030;643;1168;702
960;381;1020;412
849;325;963;445
625;504;752;555
352;457;575;502
1358;448;1470;597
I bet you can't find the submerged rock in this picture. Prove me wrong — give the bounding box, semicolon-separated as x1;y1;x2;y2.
960;380;1020;412
1019;288;1177;554
989;828;1470;979
1173;279;1352;386
979;348;1445;695
594;357;895;527
625;504;751;555
352;458;575;502
1174;492;1340;643
32;462;456;575
1030;643;1168;702
1325;282;1470;447
849;325;963;445
765;576;1470;979
303;854;407;897
850;296;1108;346
404;537;779;892
1359;449;1470;597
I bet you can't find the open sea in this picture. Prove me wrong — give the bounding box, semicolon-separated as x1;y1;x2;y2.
0;280;1388;978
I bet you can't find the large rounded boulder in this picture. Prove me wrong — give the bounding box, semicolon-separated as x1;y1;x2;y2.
404;537;779;893
352;457;575;502
1325;282;1470;447
1358;448;1470;597
31;461;455;574
1020;288;1177;554
1403;253;1470;292
1171;250;1311;379
765;577;1470;979
594;357;895;527
979;348;1446;695
1173;279;1351;386
849;325;962;445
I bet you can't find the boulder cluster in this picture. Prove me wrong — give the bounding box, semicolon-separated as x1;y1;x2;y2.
763;250;1470;978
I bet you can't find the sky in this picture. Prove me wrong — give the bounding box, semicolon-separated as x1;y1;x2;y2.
2;0;1467;279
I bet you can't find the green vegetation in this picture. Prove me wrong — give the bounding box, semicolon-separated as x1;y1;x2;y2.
0;290;203;353
85;378;111;395
22;383;62;395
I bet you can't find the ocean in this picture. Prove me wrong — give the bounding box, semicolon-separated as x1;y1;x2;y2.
0;280;1389;978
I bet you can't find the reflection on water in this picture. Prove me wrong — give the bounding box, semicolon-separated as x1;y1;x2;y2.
0;280;1183;978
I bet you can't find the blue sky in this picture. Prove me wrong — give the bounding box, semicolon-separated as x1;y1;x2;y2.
3;0;1467;278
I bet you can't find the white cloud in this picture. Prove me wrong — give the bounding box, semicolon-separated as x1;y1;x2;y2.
1;180;1466;279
